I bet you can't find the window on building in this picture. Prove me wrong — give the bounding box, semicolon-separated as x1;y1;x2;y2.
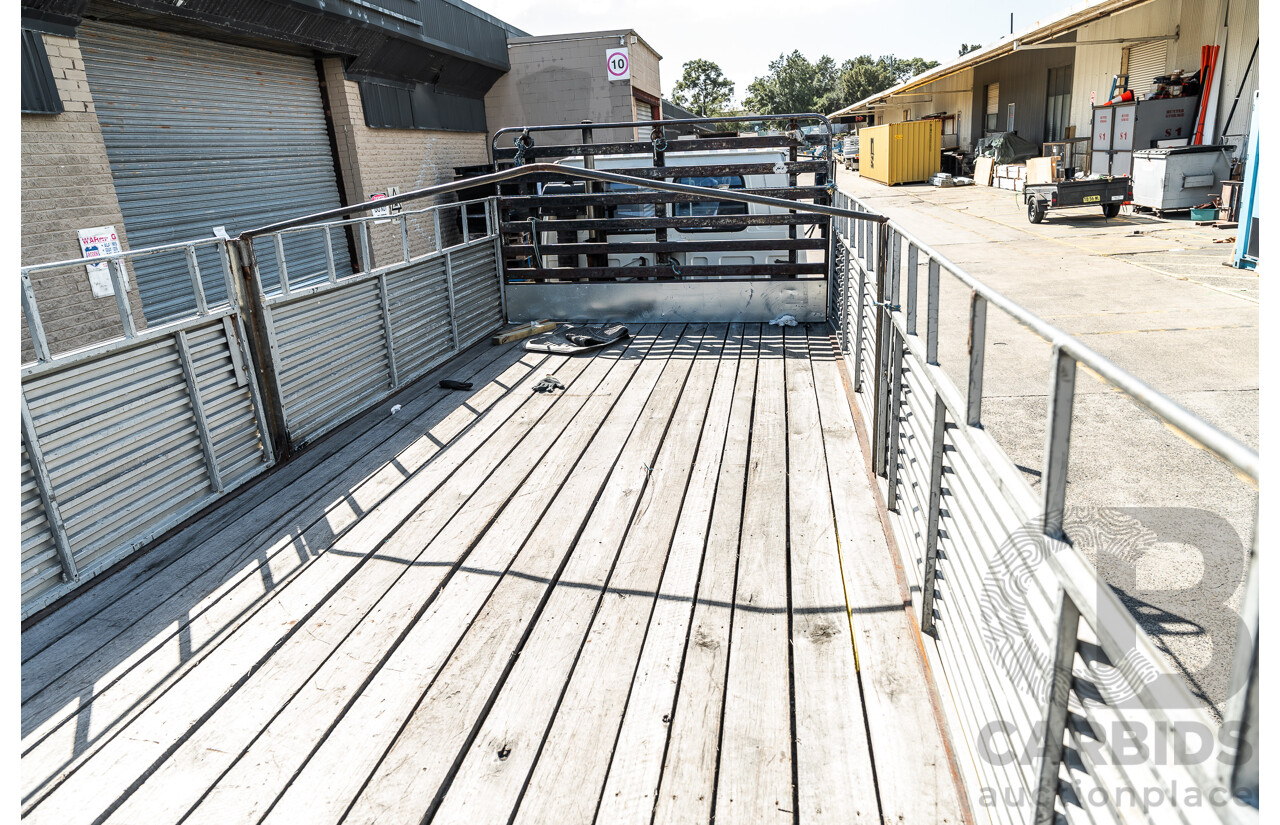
1044;65;1073;142
21;30;63;115
984;83;1000;132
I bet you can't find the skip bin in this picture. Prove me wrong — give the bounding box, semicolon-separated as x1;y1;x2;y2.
859;120;941;185
1130;144;1232;212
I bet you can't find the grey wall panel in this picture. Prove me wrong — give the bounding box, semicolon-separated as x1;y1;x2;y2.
79;21;352;323
20;314;273;616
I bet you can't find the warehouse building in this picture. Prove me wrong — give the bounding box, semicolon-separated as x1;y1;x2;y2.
21;0;530;358
832;0;1259;161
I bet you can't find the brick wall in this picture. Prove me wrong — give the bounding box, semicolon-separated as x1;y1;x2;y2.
21;33;147;362
322;58;490;269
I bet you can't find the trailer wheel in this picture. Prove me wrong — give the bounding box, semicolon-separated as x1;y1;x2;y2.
1102;203;1121;219
1027;198;1047;224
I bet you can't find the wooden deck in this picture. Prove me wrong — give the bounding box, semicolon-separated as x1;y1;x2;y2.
21;323;964;825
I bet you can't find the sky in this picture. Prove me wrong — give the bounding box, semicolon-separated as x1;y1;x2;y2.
469;0;1089;104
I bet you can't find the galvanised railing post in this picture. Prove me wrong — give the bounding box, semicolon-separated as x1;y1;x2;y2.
920;393;946;635
21;396;78;584
378;272;399;389
174;329;224;494
1220;534;1258;803
871;221;891;476
445;250;460;352
885;327;905;509
21;270;52;363
185;244;208;315
926;258;940;364
323;225;337;284
967;291;987;427
108;258;136;338
1033;587;1080;825
906;242;918;335
273;233;291;296
853;237;867;393
1042;346;1077;540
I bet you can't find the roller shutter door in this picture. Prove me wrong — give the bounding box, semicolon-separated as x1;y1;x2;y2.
1126;40;1168;99
79;21;352;323
635;99;652;121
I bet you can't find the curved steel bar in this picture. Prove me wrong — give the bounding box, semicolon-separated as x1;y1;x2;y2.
239;162;886;239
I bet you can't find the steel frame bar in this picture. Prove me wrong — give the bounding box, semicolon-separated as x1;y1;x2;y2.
21;396;78;583
174;329;224;494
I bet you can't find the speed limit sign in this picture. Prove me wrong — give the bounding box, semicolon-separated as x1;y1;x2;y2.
606;47;630;81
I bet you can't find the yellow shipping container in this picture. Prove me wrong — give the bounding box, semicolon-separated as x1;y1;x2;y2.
859;120;942;185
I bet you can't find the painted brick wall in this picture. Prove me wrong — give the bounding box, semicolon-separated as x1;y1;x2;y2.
322;58;490;269
21;33;147;362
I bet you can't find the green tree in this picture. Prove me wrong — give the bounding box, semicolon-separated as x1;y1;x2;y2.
671;59;735;118
958;43;983;56
744;51;842;115
824;54;940;112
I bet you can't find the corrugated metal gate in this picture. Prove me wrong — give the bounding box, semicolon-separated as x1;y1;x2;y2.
20;238;275;615
251;199;503;447
79;21;352;324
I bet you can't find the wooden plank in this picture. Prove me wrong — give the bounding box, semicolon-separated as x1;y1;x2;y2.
511;325;732;825
19;335;506;662
503;187;828;209
805;326;966;824
22;344;538;789
714;322;793;825
650;326;759;825
320;324;692;825
493;135;805;159
23;344;584;818
502;214;828;234
503;263;827;280
105;327;666;825
503;238;827;256
594;323;747;824
492;321;556;345
259;325;684;825
781;325;878;823
415;325;711;825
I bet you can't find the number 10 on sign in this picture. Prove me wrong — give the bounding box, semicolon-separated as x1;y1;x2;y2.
606;48;630;81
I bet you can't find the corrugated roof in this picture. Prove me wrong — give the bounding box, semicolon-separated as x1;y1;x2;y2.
830;0;1151;117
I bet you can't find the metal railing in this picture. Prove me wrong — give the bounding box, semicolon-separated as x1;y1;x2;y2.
829;187;1259;825
234;195;505;450
19;236;274;616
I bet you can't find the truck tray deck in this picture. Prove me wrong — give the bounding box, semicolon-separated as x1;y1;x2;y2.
21;323;963;825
